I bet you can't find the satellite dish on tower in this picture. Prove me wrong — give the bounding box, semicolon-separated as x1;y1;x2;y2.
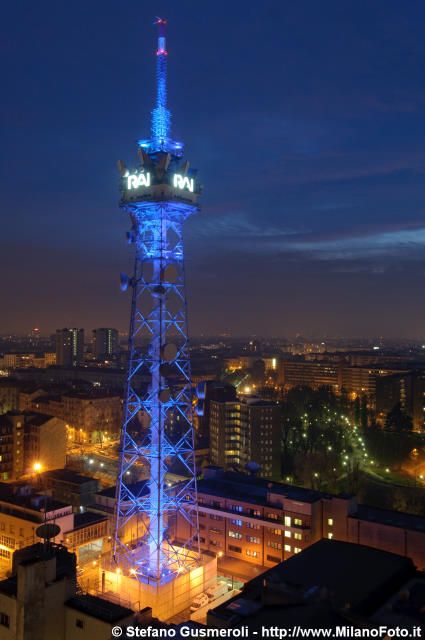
246;461;261;475
161;343;178;362
120;273;130;291
36;523;60;541
161;264;179;284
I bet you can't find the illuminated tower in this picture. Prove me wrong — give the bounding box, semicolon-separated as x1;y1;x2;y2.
113;18;201;585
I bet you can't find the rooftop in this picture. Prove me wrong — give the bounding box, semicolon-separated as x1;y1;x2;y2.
211;396;277;407
198;471;327;506
96;480;148;500
0;543;76;597
353;504;425;533
0;490;71;521
209;540;416;629
65;594;134;623
32;394;62;403
64;390;120;399
43;468;98;486
249;540;414;612
72;511;107;530
0;411;56;427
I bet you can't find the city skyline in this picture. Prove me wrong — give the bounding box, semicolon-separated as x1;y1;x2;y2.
2;1;425;337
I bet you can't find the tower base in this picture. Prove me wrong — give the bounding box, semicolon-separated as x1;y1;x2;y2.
100;552;217;620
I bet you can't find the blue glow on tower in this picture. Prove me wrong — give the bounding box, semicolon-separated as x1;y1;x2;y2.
139;19;183;157
113;18;201;584
151;18;170;148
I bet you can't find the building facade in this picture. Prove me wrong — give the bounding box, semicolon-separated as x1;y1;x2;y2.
375;371;425;431
341;366;404;404
209;397;281;480
93;328;119;362
0;380;26;414
175;468;425;575
277;360;342;391
56;328;84;368
30;390;122;443
0;411;66;481
0;484;109;572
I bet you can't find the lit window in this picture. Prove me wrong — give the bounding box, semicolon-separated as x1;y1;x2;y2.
228;531;242;540
327;518;333;526
284;544;291;552
294;547;301;553
284;531;291;538
230;519;242;527
294;533;302;540
284;516;291;527
328;533;333;539
294;518;302;526
267;541;282;549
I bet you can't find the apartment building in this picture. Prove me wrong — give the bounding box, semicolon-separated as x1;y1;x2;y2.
209;397;281;480
0;411;66;481
175;467;425;575
29;390;122;443
277;360;342;390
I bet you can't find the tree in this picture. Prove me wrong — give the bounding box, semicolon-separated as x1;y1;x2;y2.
385;403;413;433
360;394;368;429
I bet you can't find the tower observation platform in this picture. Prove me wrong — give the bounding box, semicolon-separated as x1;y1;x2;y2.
107;20;216;617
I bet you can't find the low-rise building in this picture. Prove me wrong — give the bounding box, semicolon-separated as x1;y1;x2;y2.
0;484;109;572
175;467;425;577
39;469;100;512
0;353;57;370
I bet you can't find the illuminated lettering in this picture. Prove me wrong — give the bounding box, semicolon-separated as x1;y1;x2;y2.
127;172;151;190
125;171;195;193
173;174;194;192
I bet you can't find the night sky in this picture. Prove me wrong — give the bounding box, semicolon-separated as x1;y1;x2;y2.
2;0;425;338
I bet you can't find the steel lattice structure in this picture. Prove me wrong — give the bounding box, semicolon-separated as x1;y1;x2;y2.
112;18;201;584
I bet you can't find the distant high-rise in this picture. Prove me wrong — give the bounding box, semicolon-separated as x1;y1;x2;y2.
93;328;119;361
56;328;84;367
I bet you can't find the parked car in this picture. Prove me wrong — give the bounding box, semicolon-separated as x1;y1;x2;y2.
206;582;229;602
190;593;209;612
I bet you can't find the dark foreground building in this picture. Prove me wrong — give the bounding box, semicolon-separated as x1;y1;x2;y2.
0;543;134;640
208;539;425;631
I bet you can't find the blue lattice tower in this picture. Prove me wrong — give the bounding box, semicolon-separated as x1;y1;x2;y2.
113;18;201;584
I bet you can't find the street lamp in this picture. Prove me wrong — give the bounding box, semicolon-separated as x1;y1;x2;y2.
33;462;42;488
